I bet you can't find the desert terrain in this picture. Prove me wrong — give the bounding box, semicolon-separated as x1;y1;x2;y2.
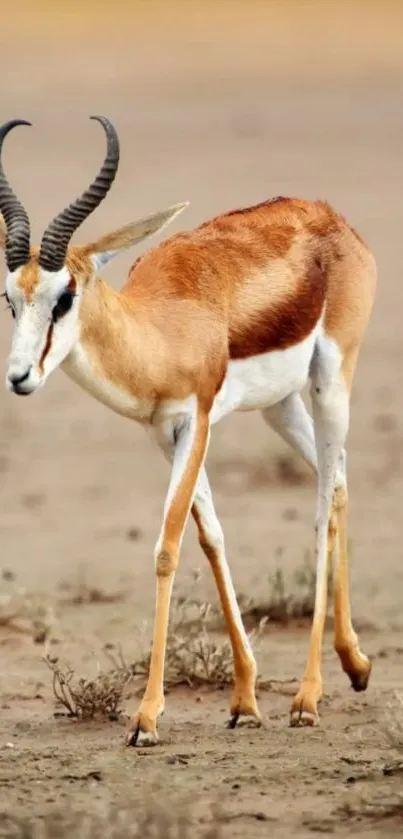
1;1;403;836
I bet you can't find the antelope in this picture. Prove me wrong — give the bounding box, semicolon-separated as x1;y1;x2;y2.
0;116;376;747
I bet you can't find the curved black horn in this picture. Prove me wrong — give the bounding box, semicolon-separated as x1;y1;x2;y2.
0;120;31;272
39;116;120;272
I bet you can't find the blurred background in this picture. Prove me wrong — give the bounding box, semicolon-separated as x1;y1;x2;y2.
1;0;403;622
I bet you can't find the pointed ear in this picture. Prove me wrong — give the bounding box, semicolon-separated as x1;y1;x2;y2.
0;214;6;251
84;202;189;272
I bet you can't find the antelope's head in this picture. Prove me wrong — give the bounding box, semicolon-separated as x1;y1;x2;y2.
0;117;188;396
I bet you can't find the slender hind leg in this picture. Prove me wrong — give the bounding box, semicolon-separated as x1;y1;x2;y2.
263;392;370;706
192;468;261;728
332;451;371;692
288;337;371;726
262;392;318;473
263;391;343;553
288;356;349;725
263;392;342;568
324;344;371;693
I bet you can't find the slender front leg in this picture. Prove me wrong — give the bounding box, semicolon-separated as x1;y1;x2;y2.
126;407;210;747
192;468;261;729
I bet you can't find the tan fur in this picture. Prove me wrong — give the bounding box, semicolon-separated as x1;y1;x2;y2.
73;198;376;412
13;204;188;302
14;249;92;304
7;200;377;397
77;277;225;410
16;253;40;301
1;194;377;746
82;196;375;743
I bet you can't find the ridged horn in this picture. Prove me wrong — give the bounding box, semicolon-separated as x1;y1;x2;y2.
0;120;31;272
39;116;120;272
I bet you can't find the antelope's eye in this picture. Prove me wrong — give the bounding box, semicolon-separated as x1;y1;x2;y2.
52;290;75;323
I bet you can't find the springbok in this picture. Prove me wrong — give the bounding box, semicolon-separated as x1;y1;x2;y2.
0;117;376;746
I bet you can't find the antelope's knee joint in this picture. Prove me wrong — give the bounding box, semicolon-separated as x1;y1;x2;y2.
156;548;178;578
328;509;337;536
327;512;337;553
333;484;348;511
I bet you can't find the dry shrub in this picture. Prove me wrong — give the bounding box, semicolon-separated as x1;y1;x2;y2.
0;572;54;643
105;574;267;693
45;573;268;716
44;656;131;720
0;798;223;839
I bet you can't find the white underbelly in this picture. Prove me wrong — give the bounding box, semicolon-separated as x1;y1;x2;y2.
210;326;318;424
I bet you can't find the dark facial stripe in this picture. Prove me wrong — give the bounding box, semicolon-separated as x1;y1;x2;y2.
38;321;54;374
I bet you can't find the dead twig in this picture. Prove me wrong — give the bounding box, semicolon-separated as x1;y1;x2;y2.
44;656;132;720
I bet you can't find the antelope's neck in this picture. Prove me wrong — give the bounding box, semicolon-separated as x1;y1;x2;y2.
62;278;157;423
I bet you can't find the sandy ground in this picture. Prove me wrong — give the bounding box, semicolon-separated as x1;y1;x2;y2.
1;1;403;835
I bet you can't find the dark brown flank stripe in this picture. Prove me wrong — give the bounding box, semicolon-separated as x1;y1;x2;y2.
228;255;326;360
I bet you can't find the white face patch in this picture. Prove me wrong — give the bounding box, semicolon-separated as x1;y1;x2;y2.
4;265;81;396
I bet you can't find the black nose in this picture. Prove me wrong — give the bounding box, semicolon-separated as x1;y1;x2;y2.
9;368;31;386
